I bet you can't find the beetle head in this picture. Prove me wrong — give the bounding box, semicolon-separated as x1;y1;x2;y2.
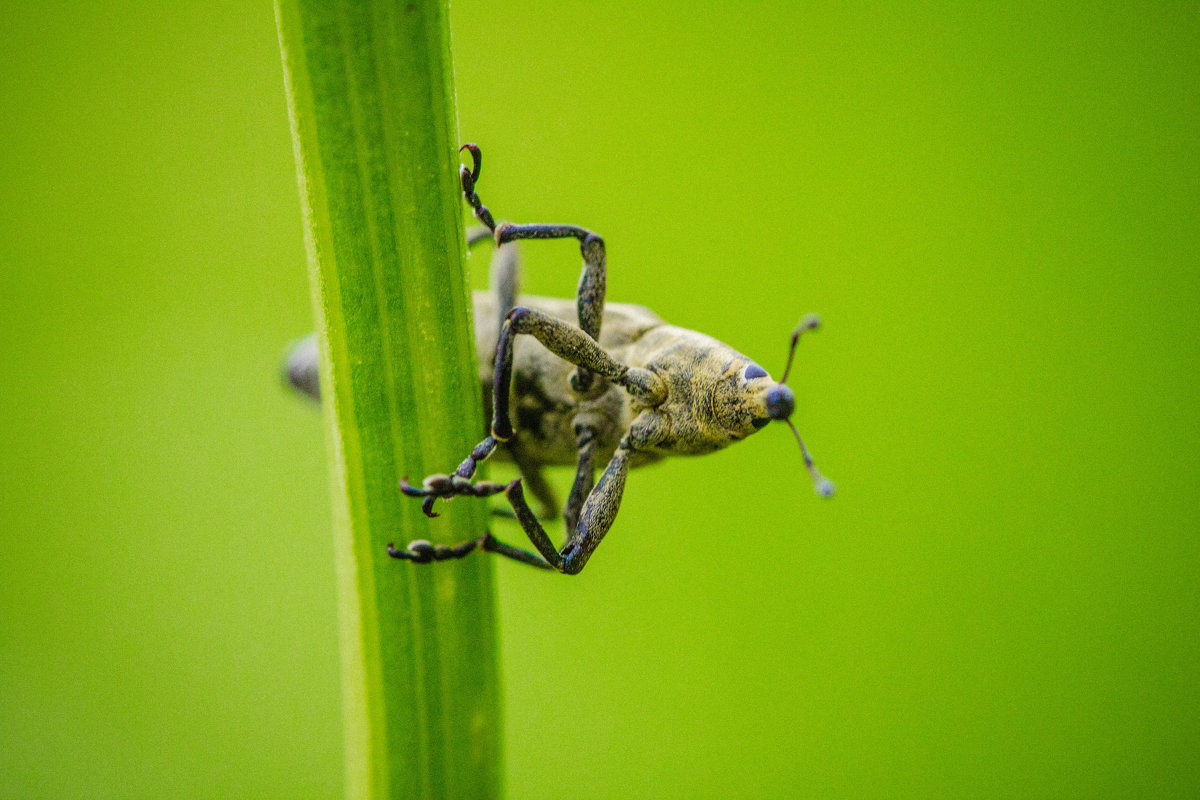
764;384;795;420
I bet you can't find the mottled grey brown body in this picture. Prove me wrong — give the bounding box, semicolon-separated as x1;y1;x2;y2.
290;144;831;574
473;292;776;471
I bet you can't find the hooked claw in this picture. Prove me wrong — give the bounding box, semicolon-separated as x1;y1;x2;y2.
459;143;482;183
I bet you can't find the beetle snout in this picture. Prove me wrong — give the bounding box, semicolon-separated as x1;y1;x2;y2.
765;384;795;420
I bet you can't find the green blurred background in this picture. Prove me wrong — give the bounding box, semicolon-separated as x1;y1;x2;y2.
2;2;1197;797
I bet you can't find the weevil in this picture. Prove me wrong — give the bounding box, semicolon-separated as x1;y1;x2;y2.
286;144;833;575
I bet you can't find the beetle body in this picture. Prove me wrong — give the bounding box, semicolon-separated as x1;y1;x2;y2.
474;291;779;471
288;145;831;574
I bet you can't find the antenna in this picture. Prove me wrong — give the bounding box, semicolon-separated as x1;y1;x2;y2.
779;313;821;385
786;419;835;498
775;313;833;497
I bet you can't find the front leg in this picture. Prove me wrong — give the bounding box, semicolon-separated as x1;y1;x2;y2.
492;308;666;439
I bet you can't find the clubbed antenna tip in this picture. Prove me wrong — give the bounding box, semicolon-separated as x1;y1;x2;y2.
785;419;835;499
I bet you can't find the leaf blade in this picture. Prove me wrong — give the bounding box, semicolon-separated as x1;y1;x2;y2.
276;1;502;797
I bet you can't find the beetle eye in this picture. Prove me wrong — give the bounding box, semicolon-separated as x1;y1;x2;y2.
752;416;770;430
744;363;768;381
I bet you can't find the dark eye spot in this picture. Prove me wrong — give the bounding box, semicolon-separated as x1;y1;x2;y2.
752;417;770;430
745;363;768;380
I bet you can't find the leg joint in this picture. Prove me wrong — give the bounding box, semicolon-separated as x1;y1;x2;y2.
505;305;532;326
581;232;605;261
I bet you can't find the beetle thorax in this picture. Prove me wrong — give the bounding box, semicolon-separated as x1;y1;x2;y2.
634;327;769;455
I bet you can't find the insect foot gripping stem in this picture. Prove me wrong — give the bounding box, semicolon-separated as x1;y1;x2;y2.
399;474;517;518
459;143;496;232
387;536;485;563
387;531;556;570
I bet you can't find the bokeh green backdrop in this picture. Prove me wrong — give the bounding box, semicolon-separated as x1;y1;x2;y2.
2;2;1197;797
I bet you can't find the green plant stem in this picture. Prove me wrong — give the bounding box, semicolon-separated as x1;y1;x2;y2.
276;2;501;798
